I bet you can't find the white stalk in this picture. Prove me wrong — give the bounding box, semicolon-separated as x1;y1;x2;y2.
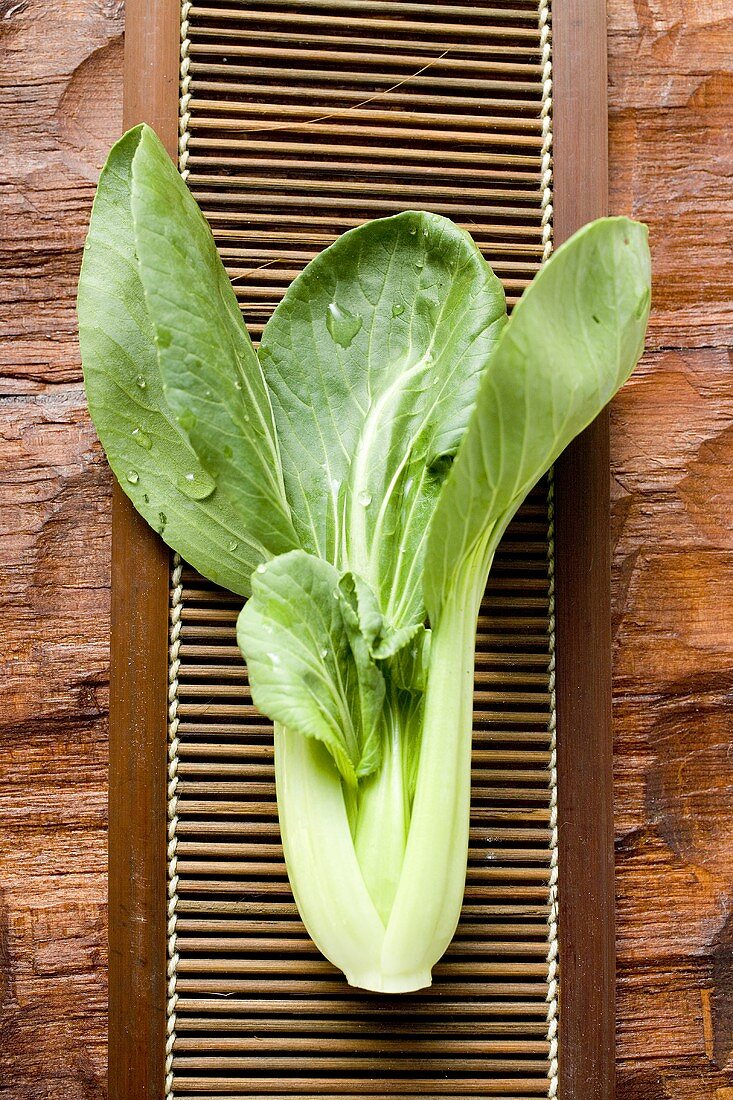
274;726;386;987
275;550;490;993
353;693;410;925
381;562;484;985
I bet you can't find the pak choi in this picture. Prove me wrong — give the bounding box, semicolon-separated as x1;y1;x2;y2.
78;124;651;992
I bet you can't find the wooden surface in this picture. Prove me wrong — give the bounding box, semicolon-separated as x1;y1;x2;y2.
0;1;731;1097
108;3;179;1097
553;1;615;1092
608;4;733;1097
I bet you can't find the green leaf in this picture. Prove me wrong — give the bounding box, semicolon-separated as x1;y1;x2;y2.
338;572;385;653
424;217;651;625
258;211;506;629
384;625;431;695
78;125;298;597
237;551;386;787
335;572;419;661
130;126;299;577
335;572;430;692
336;575;391;781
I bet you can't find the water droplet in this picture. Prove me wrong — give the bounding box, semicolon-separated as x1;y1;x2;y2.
332;588;340;600
234;380;242;391
135;374;147;390
269;652;281;667
176;468;216;500
392;302;405;317
132;427;152;450
223;444;233;459
256;563;268;574
228;540;239;552
357;490;372;507
320;647;329;659
415;259;425;270
126;470;139;484
408;224;417;236
178;409;197;432
326;302;362;348
330;478;341;495
398;544;407;554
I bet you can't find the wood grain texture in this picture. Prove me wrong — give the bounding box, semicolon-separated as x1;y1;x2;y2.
553;1;615;1093
608;2;733;1097
0;0;731;1097
0;2;121;1097
108;3;179;1097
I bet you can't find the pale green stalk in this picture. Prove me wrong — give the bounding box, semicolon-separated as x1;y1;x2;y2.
381;556;486;983
274;727;385;987
353;690;411;925
274;552;488;993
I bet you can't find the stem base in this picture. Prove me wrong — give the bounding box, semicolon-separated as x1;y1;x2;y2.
344;969;432;994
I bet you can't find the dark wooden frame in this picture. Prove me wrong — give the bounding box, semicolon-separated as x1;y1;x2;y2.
109;3;179;1096
109;2;613;1096
553;4;615;1097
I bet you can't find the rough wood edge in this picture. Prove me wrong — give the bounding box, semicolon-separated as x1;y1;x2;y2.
553;0;615;1095
109;2;180;1097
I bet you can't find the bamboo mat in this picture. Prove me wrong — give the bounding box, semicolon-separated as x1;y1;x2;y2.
166;2;558;1097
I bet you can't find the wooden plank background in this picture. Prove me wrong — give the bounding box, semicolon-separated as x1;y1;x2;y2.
0;1;731;1096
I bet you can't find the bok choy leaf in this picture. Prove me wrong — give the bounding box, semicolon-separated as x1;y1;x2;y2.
258;209;506;630
238;551;385;790
78;125;298;596
424;217;651;625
